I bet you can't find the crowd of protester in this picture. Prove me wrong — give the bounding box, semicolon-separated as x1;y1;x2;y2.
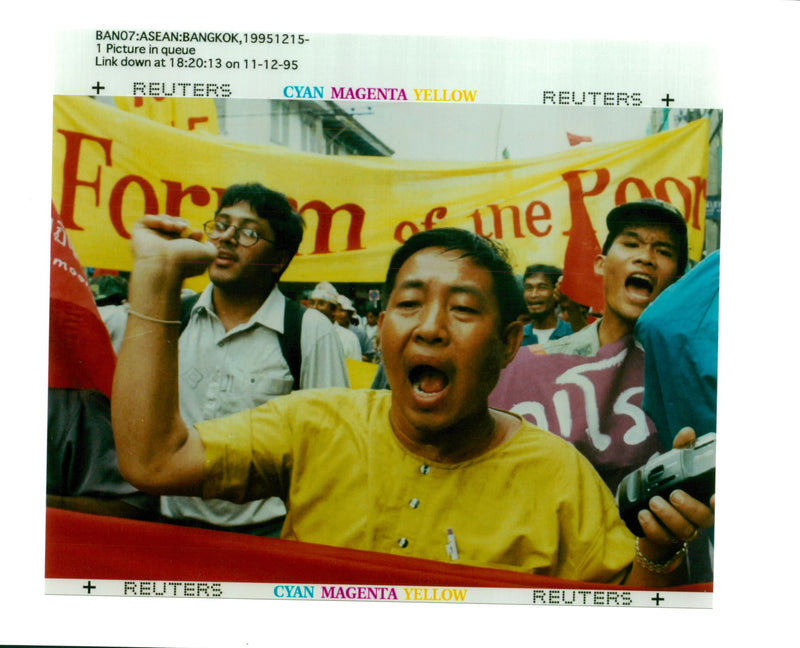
47;182;717;586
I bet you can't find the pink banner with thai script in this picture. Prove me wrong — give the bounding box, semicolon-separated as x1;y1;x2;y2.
489;335;663;491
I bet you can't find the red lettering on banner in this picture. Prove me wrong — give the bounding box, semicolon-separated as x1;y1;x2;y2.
488;204;524;239
393;206;448;243
466;170;701;246
162;181;212;215
525;201;552;237
423;206;447;230
187;116;209;130
470;202;542;239
57;130;114;230
53;123;706;273
298;200;366;254
562;168;611;224
473;201;556;239
394;220;419;243
469;208;485;236
654;177;692;225
687;176;706;230
109;175;160;238
614;177;652;204
210;186;226;207
613;175;704;231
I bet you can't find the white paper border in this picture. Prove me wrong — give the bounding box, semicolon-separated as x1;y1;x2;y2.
6;1;800;646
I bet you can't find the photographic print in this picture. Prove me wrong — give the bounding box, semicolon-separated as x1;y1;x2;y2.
46;30;720;609
14;4;800;644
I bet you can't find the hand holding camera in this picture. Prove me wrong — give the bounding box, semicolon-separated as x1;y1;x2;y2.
616;431;715;537
617;428;715;579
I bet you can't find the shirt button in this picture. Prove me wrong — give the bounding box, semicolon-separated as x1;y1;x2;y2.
419;465;430;475
398;538;409;548
409;498;420;509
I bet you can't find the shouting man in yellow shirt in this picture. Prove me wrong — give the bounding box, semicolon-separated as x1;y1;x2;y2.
112;217;713;586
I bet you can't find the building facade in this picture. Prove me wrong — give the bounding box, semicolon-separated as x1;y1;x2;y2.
215;99;394;157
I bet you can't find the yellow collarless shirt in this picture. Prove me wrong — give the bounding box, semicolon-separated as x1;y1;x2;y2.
198;389;634;582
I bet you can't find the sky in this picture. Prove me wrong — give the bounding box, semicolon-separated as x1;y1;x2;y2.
334;101;655;162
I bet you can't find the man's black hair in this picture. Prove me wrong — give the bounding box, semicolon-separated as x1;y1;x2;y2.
522;264;562;288
217;183;305;275
383;228;523;329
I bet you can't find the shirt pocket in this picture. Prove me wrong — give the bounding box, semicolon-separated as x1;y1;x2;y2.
247;369;294;404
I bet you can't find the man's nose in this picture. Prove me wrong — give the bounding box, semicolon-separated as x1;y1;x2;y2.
635;245;657;266
414;303;448;343
217;223;238;243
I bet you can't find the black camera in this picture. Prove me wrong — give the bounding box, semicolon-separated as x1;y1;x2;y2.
615;433;715;537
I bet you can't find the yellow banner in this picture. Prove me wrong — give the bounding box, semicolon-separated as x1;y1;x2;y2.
52;96;708;283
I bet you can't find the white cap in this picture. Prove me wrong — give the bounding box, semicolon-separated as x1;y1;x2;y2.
310;281;338;304
337;295;355;312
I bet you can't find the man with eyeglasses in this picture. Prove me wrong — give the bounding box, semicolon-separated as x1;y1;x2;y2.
156;182;349;535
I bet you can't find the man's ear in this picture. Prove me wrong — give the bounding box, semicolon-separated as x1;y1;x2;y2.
499;319;524;368
594;254;606;277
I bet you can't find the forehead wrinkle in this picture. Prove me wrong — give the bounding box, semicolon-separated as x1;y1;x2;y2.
618;227;678;250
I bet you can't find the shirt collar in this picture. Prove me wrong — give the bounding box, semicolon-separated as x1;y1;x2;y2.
194;283;286;334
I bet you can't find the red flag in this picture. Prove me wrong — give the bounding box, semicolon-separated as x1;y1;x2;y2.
567;132;593;146
49;203;117;397
558;201;605;313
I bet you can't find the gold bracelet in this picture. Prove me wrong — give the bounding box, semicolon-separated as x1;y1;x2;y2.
634;538;687;574
128;309;181;325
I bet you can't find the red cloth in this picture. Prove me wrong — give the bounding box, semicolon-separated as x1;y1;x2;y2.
44;508;711;592
558;198;605;313
48;204;117;397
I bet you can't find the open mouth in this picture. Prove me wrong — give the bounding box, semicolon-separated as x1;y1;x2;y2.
409;364;450;395
625;273;655;300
